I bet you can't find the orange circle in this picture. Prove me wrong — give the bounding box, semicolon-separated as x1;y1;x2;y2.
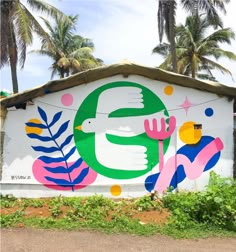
179;121;202;144
25;119;43;135
164;85;173;96
110;185;122;196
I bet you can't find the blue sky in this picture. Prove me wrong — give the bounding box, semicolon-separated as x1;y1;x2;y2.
1;0;236;92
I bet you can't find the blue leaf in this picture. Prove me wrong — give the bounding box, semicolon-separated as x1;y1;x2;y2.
25;122;47;129
60;135;73;150
39;156;65;164
52;121;70;140
32;146;59;153
44;165;68;174
49;111;62;127
38;107;48;123
68;158;83;171
43;158;84;174
44;176;72;187
73;167;89;184
64;146;77;160
27;133;52;142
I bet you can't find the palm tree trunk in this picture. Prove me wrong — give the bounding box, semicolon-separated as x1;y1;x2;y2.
8;22;18;93
191;57;196;78
169;0;177;73
60;68;64;79
10;57;18;93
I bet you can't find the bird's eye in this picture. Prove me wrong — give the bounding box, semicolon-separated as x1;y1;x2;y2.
88;121;91;124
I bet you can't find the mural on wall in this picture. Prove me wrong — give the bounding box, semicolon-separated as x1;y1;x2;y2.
25;81;224;195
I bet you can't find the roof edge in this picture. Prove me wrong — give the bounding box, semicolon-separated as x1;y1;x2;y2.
1;62;236;108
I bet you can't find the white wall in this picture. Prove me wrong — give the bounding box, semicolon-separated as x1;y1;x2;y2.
1;75;234;198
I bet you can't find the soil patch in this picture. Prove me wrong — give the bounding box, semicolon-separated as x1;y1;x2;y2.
0;199;170;225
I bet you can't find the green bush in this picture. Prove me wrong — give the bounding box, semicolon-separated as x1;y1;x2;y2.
162;171;236;230
135;194;162;211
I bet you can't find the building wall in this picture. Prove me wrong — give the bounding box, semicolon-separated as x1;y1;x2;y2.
1;75;234;198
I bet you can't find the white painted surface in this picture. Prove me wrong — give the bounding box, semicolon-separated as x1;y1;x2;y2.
1;75;234;198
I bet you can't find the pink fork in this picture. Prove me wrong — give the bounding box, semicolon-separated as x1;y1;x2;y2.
144;116;176;172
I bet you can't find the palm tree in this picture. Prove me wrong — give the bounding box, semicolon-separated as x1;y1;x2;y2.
157;0;231;73
32;14;103;79
157;0;177;72
153;15;236;79
181;0;231;28
0;0;67;93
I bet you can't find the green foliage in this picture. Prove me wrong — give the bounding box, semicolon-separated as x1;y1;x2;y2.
135;195;162;211
0;194;17;208
162;172;236;231
1;176;235;239
22;199;44;208
49;197;63;218
64;194;115;222
0;210;23;227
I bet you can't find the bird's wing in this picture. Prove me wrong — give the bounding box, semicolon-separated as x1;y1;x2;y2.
95;133;148;170
96;87;144;115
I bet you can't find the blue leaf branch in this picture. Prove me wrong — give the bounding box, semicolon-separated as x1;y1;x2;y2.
27;106;86;191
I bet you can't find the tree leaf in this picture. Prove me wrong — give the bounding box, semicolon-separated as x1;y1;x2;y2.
60;134;73;150
25;122;47;128
27;133;52;142
73;167;89;184
32;146;59;153
38;106;48;123
49;111;62;127
43;165;67;174
38;155;65;164
68;158;83;171
52;120;70;140
64;146;77;160
44;176;72;187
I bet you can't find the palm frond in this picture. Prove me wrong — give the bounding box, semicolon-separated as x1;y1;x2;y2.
200;56;233;77
152;43;170;56
26;0;68;20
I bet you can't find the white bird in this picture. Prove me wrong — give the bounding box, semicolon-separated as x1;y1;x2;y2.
76;87;166;171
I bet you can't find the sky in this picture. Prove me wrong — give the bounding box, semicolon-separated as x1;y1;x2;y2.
1;0;236;93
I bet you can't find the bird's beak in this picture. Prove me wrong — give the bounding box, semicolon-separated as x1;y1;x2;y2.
75;125;82;131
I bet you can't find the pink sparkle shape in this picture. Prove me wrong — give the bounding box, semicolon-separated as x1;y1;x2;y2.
179;96;194;115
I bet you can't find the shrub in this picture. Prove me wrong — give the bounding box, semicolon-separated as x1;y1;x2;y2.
162;171;236;230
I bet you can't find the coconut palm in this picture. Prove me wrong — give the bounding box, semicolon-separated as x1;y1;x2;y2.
32;14;103;79
153;15;236;79
0;0;67;93
181;0;231;28
157;0;177;72
157;0;231;73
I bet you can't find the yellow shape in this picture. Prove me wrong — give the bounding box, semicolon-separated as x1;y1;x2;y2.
179;121;202;144
110;185;122;196
25;119;43;135
164;85;173;95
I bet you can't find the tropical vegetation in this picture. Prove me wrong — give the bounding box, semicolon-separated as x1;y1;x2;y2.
31;14;103;79
157;0;231;74
153;14;236;79
0;0;68;93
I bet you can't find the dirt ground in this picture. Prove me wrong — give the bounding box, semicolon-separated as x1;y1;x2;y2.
1;228;236;252
0;200;170;225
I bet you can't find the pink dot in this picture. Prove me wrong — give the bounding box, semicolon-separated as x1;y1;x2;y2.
61;93;73;106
